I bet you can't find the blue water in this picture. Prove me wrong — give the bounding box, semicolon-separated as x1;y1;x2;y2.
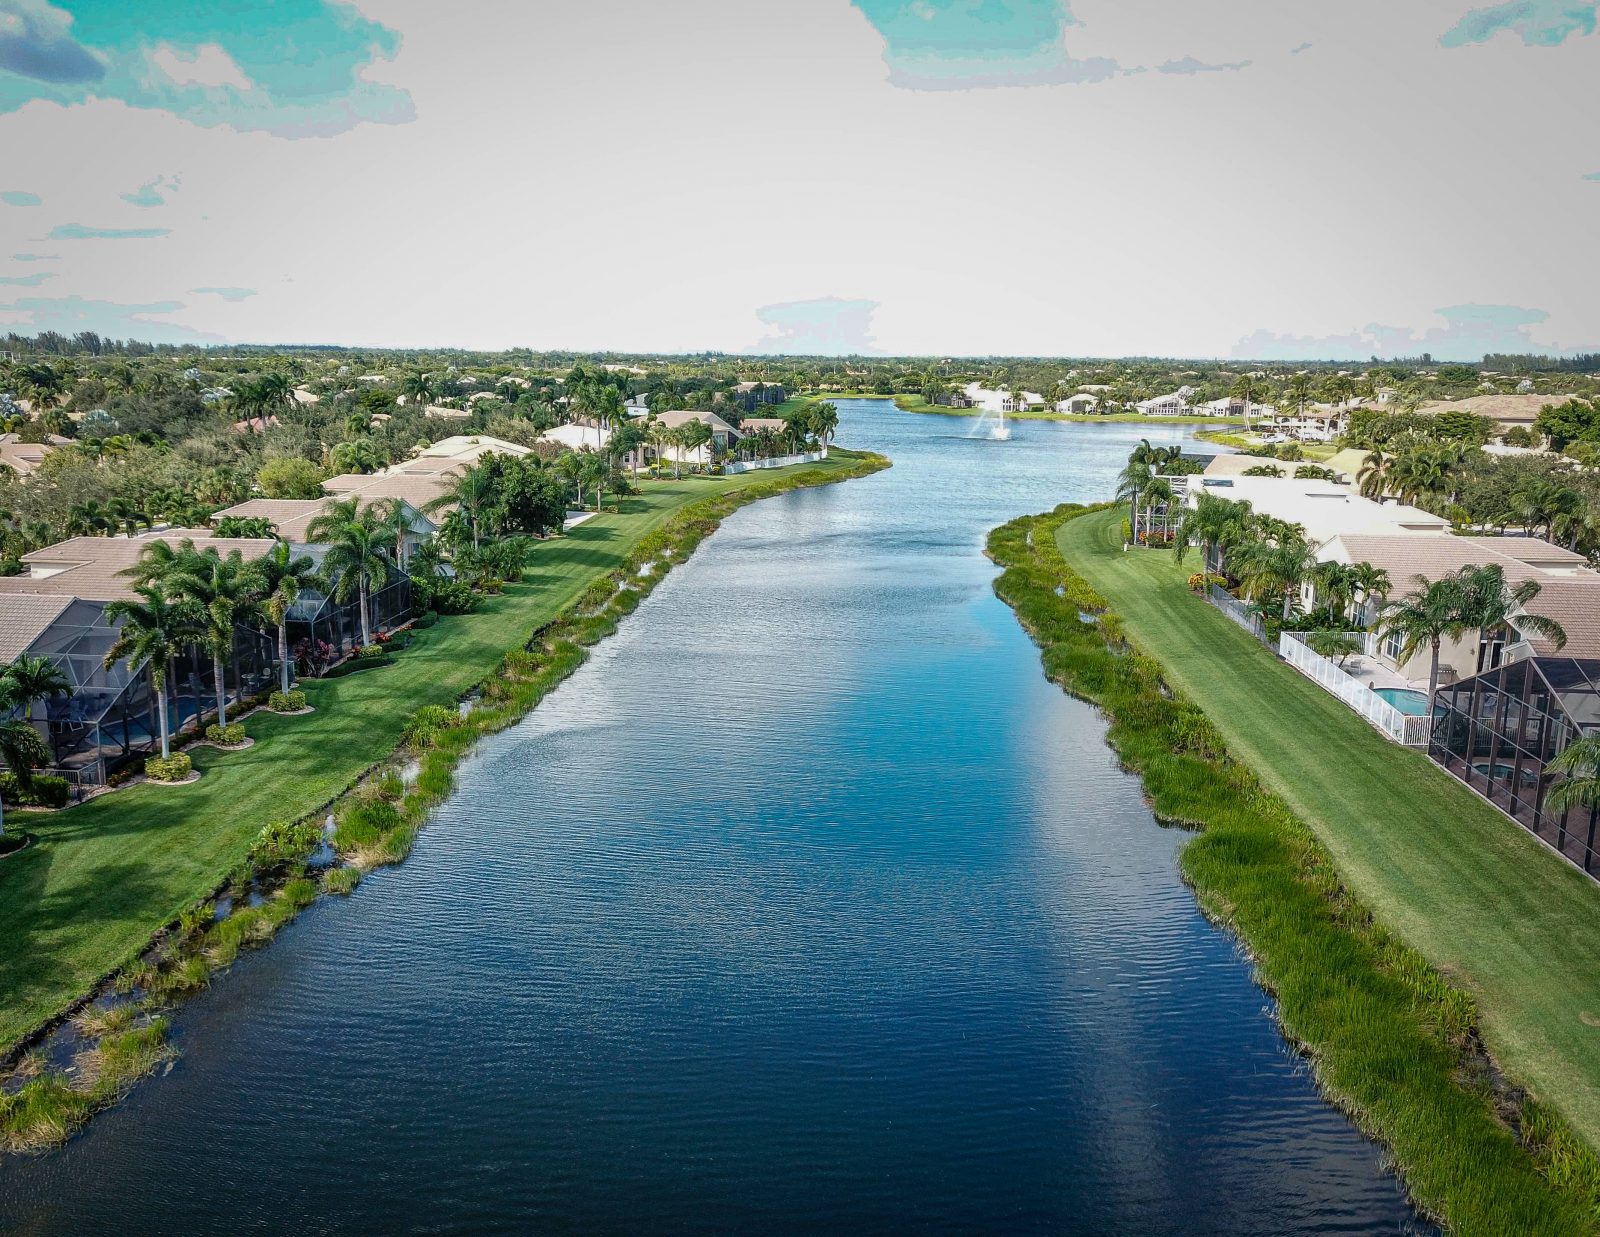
1374;688;1431;716
0;403;1423;1233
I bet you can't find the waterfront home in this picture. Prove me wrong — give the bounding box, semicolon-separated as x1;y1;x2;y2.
1135;391;1194;416
212;496;438;560
650;409;743;464
962;384;1044;413
1268;405;1349;442
1196;397;1274;419
739;417;789;436
1189;476;1449;552
1054;394;1099;414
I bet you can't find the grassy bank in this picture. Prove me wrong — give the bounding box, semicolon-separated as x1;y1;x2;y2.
1058;507;1600;1157
992;504;1600;1233
0;452;885;1062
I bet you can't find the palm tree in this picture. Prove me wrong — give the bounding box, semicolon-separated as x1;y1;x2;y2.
0;654;70;835
579;452;609;513
255;539;319;695
2;653;70;721
1140;477;1174;543
1546;736;1600;818
306;498;396;648
371;498;415;570
555;451;587;509
811;401;839;454
167;547;254;727
611;421;648;480
401;370;436;410
423;465;497;550
1229;373;1269;427
65;500;115;537
1355;450;1387;500
680;420;714;472
1174;493;1253;567
1231;532;1320;621
647;420;674;477
1452;563;1566;661
1347;562;1392;629
103;583;202;761
1116;459;1153;540
1378;574;1470;700
105;497;152;538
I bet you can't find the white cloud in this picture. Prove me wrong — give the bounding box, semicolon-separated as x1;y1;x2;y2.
146;42;253;92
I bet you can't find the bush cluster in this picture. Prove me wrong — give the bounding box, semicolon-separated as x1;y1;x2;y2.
0;772;69;808
205;722;246;746
268;689;307;712
357;643;386;659
248;819;322;873
145;754;193;783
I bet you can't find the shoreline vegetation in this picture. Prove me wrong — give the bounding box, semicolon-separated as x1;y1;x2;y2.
989;502;1600;1235
0;449;889;1153
891;392;1248;426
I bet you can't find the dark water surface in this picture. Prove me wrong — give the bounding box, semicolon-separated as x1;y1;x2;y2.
0;403;1422;1233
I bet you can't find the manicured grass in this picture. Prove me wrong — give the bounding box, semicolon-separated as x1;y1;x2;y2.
0;455;868;1053
1057;507;1600;1154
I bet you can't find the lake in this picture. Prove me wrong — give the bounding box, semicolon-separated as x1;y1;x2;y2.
0;401;1422;1233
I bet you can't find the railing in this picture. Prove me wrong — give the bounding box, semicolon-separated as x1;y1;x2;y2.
723;451;825;475
1207;584;1267;643
1278;632;1432;746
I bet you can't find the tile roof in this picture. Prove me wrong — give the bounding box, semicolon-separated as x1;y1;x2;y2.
1327;533;1546;586
1521;578;1600;658
0;594;73;662
0;533;276;603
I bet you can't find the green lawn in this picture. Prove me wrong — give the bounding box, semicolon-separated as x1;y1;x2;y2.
1059;508;1600;1149
0;458;862;1051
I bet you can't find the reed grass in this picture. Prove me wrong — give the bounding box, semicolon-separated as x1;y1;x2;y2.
988;503;1600;1235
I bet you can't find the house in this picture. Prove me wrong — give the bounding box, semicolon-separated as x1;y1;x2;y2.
648;410;742;465
1135;391;1194;416
211;495;437;559
0;532;282;784
1054;394;1099;414
1268;405;1349;442
0;434;57;477
1418;393;1578;429
539;420;611;452
732;381;786;413
962;384;1043;413
739;417;789;435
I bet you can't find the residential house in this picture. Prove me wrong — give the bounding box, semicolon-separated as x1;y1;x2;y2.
732;381;786;413
1135;391;1194;416
0;433;60;478
649;409;742;465
1054;394;1099;414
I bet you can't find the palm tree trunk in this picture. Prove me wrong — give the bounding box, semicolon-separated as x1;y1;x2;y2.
278;621;291;694
359;580;372;647
1282;586;1294;622
1429;638;1442;701
214;649;228;727
157;671;171;760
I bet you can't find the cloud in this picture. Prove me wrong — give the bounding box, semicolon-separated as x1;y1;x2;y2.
0;0;105;84
1157;56;1251;74
0;271;53;285
1585;171;1600;181
0;294;218;343
190;285;255;302
1441;1;1597;47
1290;41;1314;53
0;0;414;137
748;296;881;356
852;0;1120;88
48;222;171;239
1231;304;1587;362
120;175;176;207
0;188;40;205
11;252;57;261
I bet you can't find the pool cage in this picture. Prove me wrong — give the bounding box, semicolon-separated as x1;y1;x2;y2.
15;598;277;787
283;571;411;661
1429;655;1600;878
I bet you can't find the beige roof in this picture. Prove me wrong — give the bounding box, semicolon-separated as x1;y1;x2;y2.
213;495;435;540
1418;393;1577;426
1202;454;1345;479
0;438;56;477
0;594;73;661
651;409;740;436
0;533;276;603
321;472;455;512
1520;577;1600;658
740;418;789;434
1489;536;1589;568
1324;533;1546;588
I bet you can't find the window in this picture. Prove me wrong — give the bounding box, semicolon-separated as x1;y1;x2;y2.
1382;629;1404;662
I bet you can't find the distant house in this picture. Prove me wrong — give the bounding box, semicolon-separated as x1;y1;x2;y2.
1135;391;1193;416
1055;394;1099;414
732;381;786;413
0;433;58;477
540;421;611;452
650;409;742;464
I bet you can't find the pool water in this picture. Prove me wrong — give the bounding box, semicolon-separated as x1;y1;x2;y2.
1374;687;1431;716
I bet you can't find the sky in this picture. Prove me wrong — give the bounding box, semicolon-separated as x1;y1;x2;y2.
0;0;1596;360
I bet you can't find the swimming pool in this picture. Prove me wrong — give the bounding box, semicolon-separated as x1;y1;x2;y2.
1373;687;1431;715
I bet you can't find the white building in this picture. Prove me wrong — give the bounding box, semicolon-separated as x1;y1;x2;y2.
1054;393;1099;414
1135;391;1194;416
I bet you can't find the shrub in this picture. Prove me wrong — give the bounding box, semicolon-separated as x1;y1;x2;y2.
322;866;360;896
205;722;246;745
431;579;478;614
145;754;193;783
0;772;69;808
322;655;393;678
403;703;461;746
249;819;321;872
268;689;307;712
357;643;385;659
412;612;438;629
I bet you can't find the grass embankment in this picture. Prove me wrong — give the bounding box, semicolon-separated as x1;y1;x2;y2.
992;504;1600;1233
1059;508;1600;1152
0;453;885;1084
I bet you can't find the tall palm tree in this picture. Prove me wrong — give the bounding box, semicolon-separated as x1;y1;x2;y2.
1116;459;1153;539
680;419;714;472
1346;562;1392;629
306;498;396;648
1231;532;1320;621
65;500;115;537
1140;477;1174;543
401;370;436;410
1378;574;1470;700
371;498;415;570
255;539;319;695
423;465;497;550
555;451;586;509
167;547;254;727
1229;373;1269;427
2;653;70;722
579;452;609;513
1355;450;1388;500
1546;736;1600;818
1174;493;1252;567
105;497;152;538
811;401;839;454
1453;563;1566;660
103;584;202;761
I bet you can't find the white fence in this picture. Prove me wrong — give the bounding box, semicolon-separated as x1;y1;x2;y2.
723;451;825;475
1208;584;1266;642
1278;632;1432;746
